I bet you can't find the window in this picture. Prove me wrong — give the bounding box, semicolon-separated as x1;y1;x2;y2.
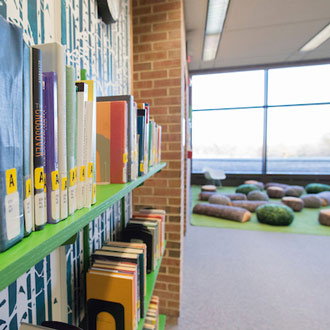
192;64;330;174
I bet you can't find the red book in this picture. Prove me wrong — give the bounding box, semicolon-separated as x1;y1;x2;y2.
96;101;127;184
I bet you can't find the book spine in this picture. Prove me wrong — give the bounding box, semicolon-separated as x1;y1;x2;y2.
110;102;128;184
127;98;133;182
84;101;94;208
144;105;149;174
43;72;60;224
137;116;145;177
75;82;88;209
148;121;153;169
23;41;32;236
66;66;77;215
31;47;46;230
57;46;68;221
0;19;24;252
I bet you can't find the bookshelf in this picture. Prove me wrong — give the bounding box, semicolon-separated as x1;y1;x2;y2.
137;242;166;330
0;162;166;292
159;314;167;330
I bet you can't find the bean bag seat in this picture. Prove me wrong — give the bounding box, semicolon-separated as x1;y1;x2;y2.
281;196;304;212
235;184;260;195
301;194;322;208
198;191;215;201
224;193;247;201
247;190;269;201
265;182;289;189
193;203;251;222
201;185;217;192
256;204;294;226
316;191;330;206
231;200;268;212
305;183;330;194
209;194;232;206
319;210;330;226
266;186;284;199
284;185;305;197
244;180;264;190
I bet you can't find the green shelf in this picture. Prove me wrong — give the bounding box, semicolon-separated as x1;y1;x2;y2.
137;242;166;330
0;162;166;292
159;314;166;330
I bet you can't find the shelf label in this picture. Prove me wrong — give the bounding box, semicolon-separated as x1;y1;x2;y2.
52;170;60;191
88;162;93;178
5;191;20;240
6;168;17;195
34;167;45;190
26;179;32;198
80;166;86;182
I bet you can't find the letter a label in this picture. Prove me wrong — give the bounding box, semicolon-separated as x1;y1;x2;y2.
6;168;17;195
35;167;44;190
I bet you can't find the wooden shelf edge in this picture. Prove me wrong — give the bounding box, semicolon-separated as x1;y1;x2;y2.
0;162;166;292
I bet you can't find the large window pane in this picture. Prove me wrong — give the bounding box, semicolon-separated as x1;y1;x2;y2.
268;65;330;105
267;105;330;174
192;109;263;173
192;71;264;110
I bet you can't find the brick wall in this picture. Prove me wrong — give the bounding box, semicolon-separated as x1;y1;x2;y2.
132;0;186;317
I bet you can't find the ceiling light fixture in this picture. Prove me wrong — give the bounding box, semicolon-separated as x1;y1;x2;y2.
202;0;230;61
300;22;330;52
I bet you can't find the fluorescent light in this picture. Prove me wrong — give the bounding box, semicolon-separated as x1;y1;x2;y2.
202;0;230;61
300;22;330;52
203;34;221;61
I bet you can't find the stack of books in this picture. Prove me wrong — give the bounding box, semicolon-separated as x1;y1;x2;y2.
143;296;160;330
96;97;162;184
122;209;166;274
87;241;148;330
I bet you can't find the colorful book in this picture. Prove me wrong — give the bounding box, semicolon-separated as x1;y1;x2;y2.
96;102;111;184
97;95;134;182
75;82;88;210
66;66;77;215
30;47;46;231
137;115;145;177
96;101;127;184
35;42;68;221
43;72;60;224
0;17;24;251
22;41;33;236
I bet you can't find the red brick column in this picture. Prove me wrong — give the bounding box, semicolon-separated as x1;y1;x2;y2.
132;0;186;317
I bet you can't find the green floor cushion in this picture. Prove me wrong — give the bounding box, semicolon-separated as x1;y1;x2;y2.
256;204;294;226
305;183;330;194
235;184;260;195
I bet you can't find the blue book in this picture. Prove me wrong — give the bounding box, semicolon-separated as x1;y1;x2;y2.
137;115;145;177
23;41;33;236
43;72;60;224
0;17;24;252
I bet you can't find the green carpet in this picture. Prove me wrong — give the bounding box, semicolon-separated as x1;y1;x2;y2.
191;185;330;236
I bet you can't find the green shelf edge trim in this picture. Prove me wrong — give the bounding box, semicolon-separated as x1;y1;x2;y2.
137;242;166;330
159;314;166;330
0;162;166;292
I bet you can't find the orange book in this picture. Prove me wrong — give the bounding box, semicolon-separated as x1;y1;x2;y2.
96;101;127;184
96;102;111;183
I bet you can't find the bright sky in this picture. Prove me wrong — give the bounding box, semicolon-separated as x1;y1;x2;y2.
192;64;330;159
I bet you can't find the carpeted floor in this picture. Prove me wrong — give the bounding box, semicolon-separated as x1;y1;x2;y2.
165;188;330;330
191;185;330;236
166;213;330;330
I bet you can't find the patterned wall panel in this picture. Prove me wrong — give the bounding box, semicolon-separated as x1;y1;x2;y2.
0;0;131;328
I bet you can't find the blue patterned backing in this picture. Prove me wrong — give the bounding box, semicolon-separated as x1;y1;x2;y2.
0;0;130;328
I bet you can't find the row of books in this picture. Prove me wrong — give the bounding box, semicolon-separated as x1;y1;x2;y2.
87;209;166;330
143;296;160;330
0;17;162;253
96;98;162;184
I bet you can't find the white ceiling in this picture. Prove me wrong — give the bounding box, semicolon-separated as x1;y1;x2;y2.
184;0;330;73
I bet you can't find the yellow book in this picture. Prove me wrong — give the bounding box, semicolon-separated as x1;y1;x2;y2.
87;270;136;330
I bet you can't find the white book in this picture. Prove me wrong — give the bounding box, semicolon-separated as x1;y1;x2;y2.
84;100;94;208
34;42;68;220
75;82;88;210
